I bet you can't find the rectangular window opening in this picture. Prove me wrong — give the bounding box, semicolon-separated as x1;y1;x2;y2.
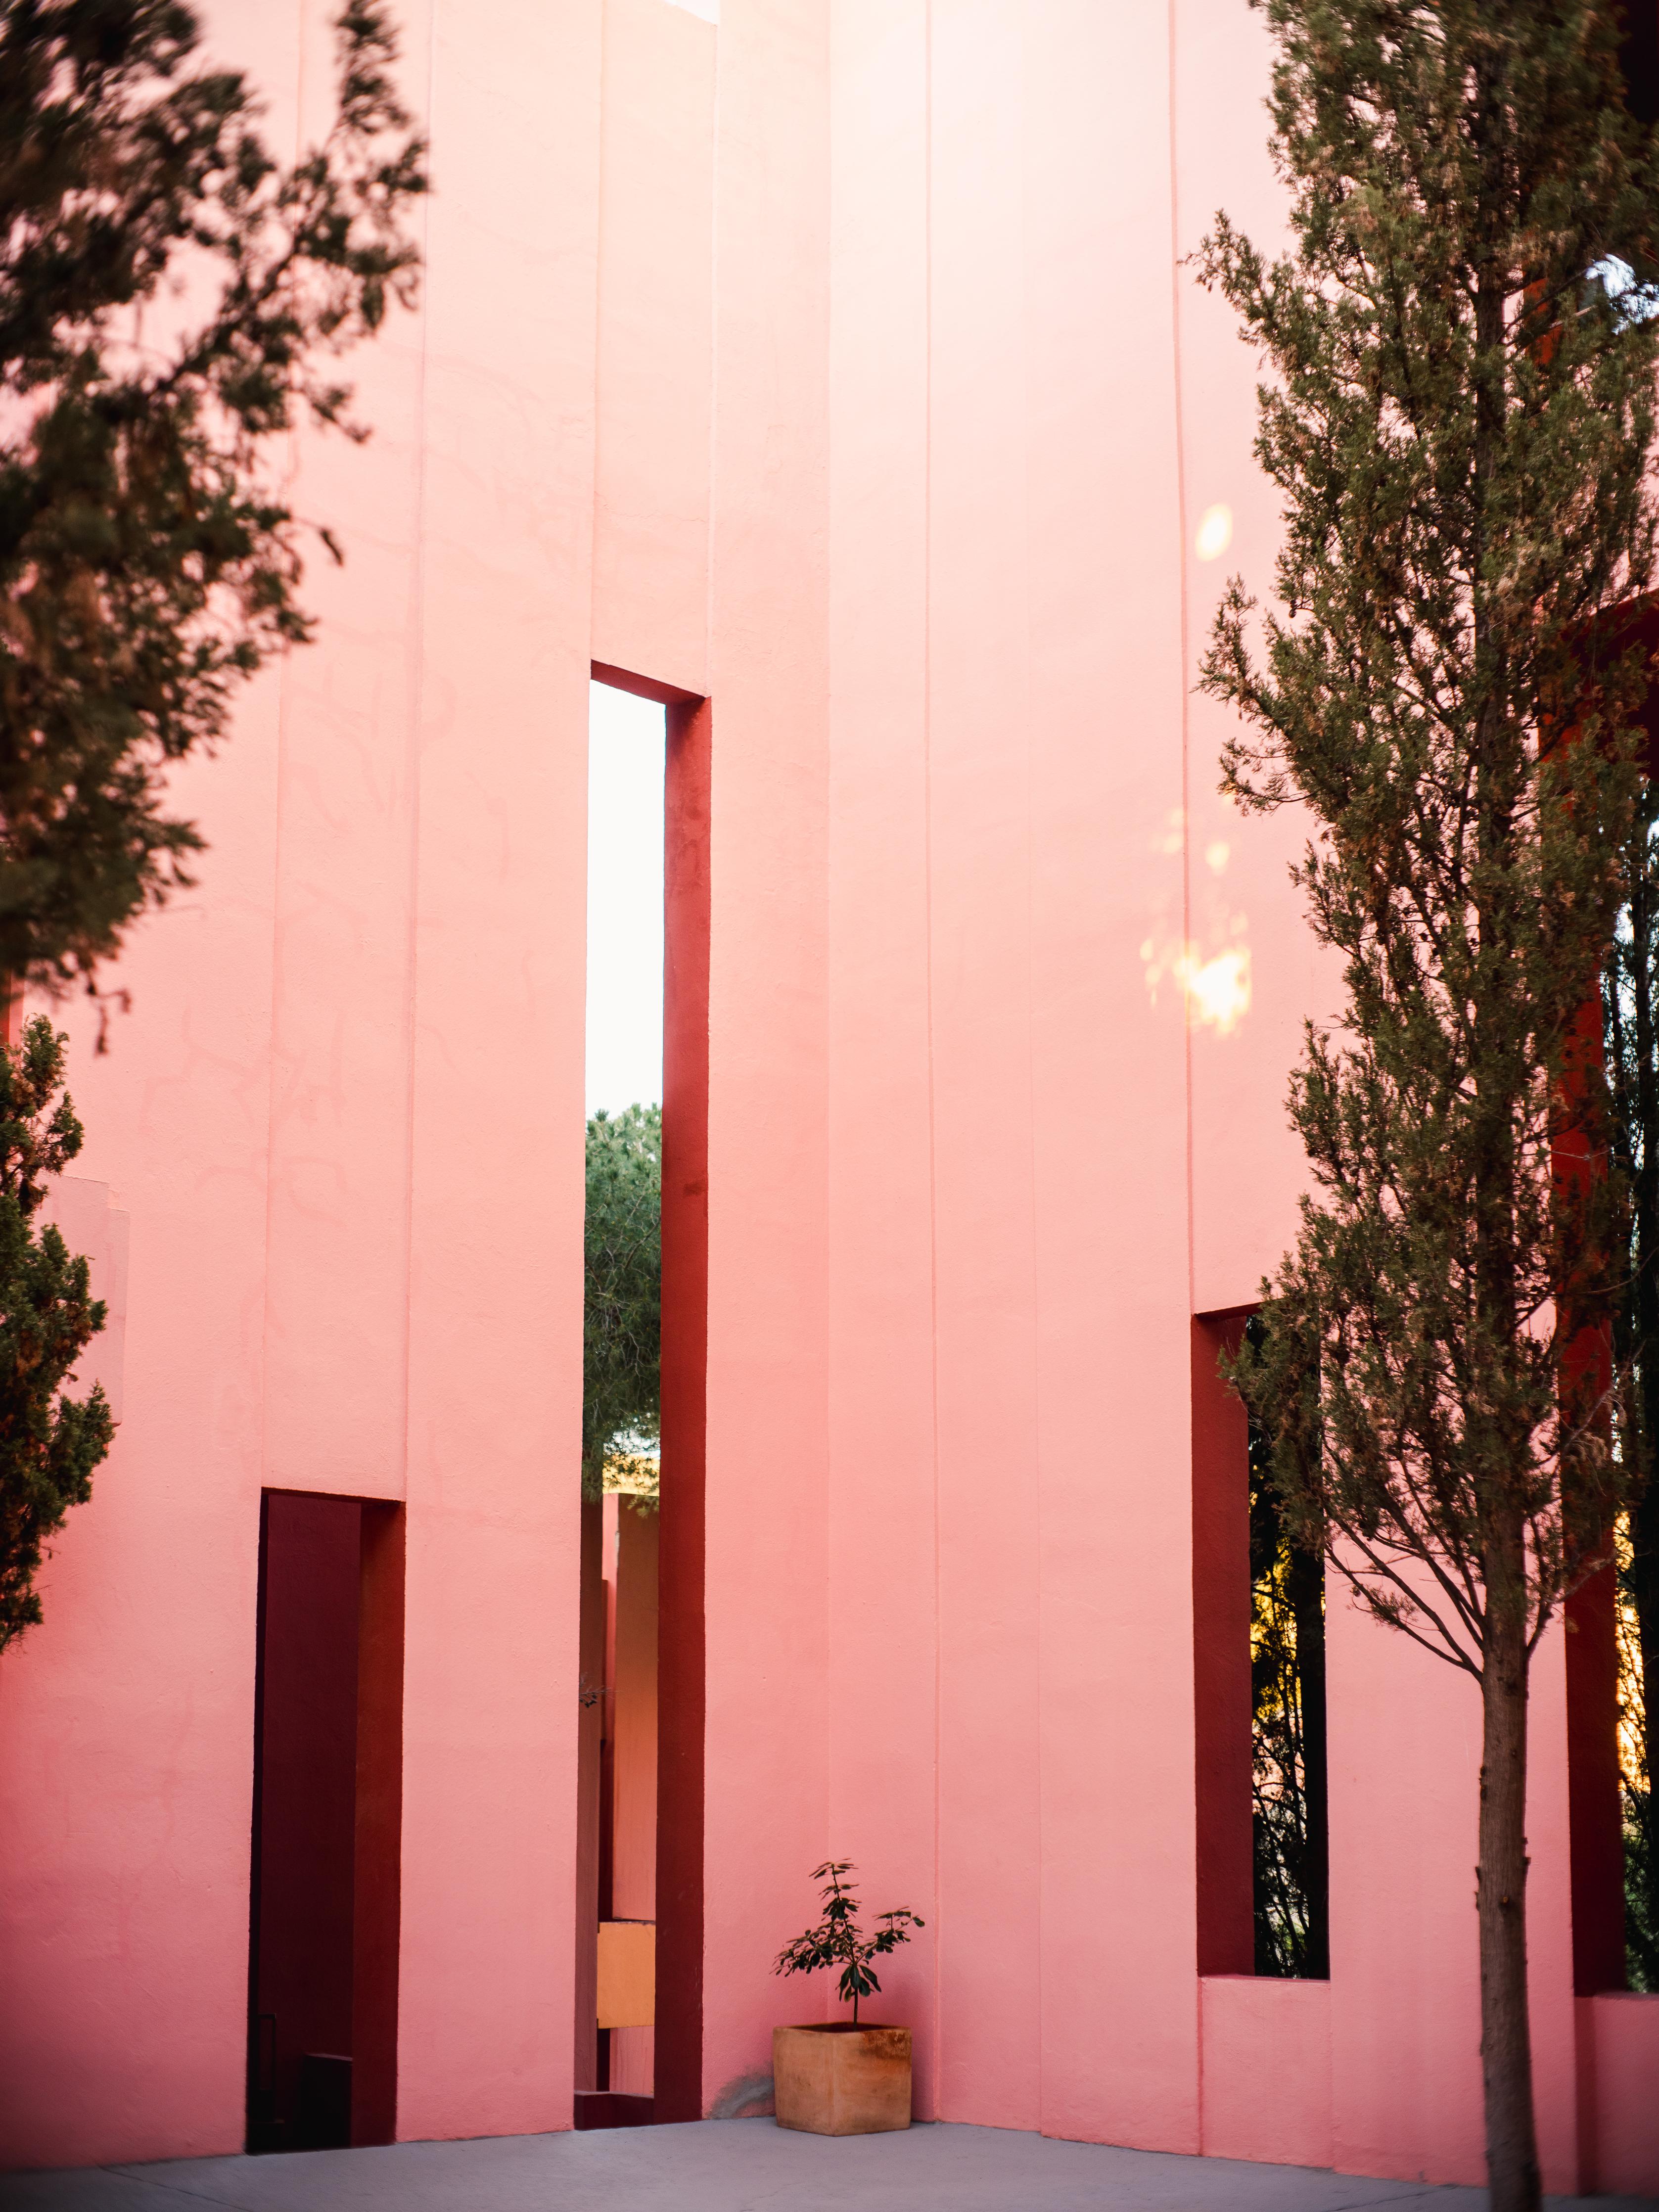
577;677;666;2124
1244;1316;1330;1979
1192;1310;1329;1982
247;1491;404;2152
1622;3;1659;131
1613;1507;1656;1987
576;671;709;2129
1600;738;1659;1992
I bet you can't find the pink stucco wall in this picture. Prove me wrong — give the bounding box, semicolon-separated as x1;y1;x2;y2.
0;0;1654;2192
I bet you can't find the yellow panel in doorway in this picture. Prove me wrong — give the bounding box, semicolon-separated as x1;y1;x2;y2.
597;1919;655;2028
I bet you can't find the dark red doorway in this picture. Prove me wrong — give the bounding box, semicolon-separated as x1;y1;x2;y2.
247;1492;404;2151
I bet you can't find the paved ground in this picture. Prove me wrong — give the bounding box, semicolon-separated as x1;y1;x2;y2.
4;2123;1657;2212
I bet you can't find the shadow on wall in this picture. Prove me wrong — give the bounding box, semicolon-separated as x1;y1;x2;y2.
708;2069;776;2120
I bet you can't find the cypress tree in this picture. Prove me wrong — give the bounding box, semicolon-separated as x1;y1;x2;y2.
0;1016;112;1652
1198;8;1659;2205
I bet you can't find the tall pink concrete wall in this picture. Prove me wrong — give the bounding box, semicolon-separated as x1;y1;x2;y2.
0;0;1654;2192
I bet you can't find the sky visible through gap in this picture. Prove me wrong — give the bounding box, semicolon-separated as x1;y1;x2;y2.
586;680;665;1119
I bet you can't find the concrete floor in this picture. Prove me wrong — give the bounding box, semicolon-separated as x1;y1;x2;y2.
3;2123;1657;2212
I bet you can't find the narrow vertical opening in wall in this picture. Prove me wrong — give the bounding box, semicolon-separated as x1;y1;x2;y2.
247;1492;403;2153
1620;2;1659;131
577;675;665;2122
1592;616;1659;1995
575;667;707;2129
1193;1311;1254;1978
1243;1314;1329;1980
1192;1310;1329;1981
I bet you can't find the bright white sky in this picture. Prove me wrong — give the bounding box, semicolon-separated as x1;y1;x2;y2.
586;681;665;1119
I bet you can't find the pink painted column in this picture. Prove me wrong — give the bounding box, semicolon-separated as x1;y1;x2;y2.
695;0;834;2126
392;0;599;2141
826;0;941;2124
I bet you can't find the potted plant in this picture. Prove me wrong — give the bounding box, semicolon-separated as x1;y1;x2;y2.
770;1860;923;2136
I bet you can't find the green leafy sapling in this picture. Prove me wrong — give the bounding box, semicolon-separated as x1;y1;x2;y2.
773;1861;923;2028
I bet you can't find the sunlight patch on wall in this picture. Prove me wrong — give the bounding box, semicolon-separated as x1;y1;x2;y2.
1141;801;1252;1035
1196;503;1233;561
1141;933;1253;1037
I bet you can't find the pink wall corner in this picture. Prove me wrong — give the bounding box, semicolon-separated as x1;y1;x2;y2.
1588;1993;1659;2198
1199;1976;1332;2169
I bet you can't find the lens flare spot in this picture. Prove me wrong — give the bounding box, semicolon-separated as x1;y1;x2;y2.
1205;840;1231;875
1196;503;1233;562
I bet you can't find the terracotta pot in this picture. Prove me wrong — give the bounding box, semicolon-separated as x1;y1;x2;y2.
772;2022;912;2136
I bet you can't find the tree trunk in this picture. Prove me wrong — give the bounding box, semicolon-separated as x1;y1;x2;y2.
1477;1601;1540;2212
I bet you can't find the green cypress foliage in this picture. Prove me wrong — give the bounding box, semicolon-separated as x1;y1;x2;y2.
0;1015;112;1652
582;1104;660;1501
0;0;426;994
1607;778;1659;1990
1198;8;1659;2206
1246;1316;1330;1980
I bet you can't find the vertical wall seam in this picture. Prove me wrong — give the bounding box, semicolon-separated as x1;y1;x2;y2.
1165;0;1203;2156
399;0;437;1525
697;3;721;2121
922;0;944;2125
1018;11;1040;2132
824;0;833;1921
704;17;722;672
257;1;313;1503
1168;0;1195;1333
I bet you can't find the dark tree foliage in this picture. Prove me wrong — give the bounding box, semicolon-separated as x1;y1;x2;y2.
1199;7;1659;2206
1618;1506;1658;1987
1606;782;1659;1991
0;0;426;995
772;1861;923;2028
583;1104;660;1500
1247;1333;1330;1980
0;1014;111;1651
